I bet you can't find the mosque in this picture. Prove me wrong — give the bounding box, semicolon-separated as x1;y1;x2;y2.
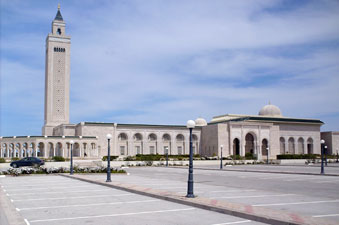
1;6;337;160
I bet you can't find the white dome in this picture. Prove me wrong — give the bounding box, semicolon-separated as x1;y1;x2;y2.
195;117;207;126
258;104;282;117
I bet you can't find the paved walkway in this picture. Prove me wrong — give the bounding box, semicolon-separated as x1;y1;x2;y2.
61;169;339;225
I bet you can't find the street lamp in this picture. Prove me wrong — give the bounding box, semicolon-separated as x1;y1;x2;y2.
336;149;339;163
186;120;195;198
106;133;112;182
324;146;328;166
165;146;169;167
220;145;223;170
70;140;74;175
266;147;269;165
320;139;325;174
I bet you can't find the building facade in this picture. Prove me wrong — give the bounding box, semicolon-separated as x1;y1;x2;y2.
1;6;336;160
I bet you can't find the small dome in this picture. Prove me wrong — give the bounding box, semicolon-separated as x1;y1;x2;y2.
259;103;282;117
195;117;207;126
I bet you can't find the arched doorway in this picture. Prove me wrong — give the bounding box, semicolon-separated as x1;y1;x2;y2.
307;138;313;154
245;133;255;154
280;137;285;154
262;139;268;156
298;138;304;154
288;137;295;154
233;138;240;155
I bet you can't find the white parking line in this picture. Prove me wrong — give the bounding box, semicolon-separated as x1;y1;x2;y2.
2;182;84;188
253;199;339;206
8;185;94;192
7;189;113;196
12;193;135;202
17;199;160;211
211;220;252;225
24;218;30;225
313;213;339;218
28;208;195;223
212;194;296;199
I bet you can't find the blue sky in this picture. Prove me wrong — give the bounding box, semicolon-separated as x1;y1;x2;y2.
1;0;339;136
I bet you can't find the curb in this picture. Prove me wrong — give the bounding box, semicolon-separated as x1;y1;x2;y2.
60;174;335;225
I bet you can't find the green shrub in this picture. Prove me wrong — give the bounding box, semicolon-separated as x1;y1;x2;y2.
230;155;245;160
52;156;65;162
11;157;19;161
277;154;319;160
245;152;256;160
124;156;136;161
102;156;119;161
0;158;6;163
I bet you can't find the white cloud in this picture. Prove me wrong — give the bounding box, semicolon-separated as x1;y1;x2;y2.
1;0;339;136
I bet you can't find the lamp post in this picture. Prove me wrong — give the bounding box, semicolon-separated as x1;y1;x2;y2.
266;147;269;165
324;146;328;166
186;120;195;198
70;140;74;175
165;146;169;167
220;145;223;170
106;134;112;182
320;139;325;174
336;150;338;163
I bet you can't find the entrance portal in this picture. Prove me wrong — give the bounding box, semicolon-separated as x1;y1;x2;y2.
233;138;240;155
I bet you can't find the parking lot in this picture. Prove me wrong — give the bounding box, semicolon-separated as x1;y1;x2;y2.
0;175;265;225
1;165;339;225
118;167;339;224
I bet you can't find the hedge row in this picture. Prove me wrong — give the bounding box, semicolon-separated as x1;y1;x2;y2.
0;166;126;176
277;154;320;159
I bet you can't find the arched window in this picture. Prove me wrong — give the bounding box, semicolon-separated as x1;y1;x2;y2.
280;137;285;154
118;133;128;141
288;137;295;154
262;139;268;156
133;133;143;141
176;134;184;142
298;138;304;154
148;133;157;141
192;134;198;141
162;134;171;142
57;28;62;35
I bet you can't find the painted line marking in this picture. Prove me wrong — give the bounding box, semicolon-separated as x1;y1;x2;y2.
24;219;30;225
213;194;296;199
12;193;135;202
17;199;160;211
7;189;115;196
253;199;339;207
2;182;85;188
0;175;6;178
313;213;339;218
29;208;195;223
16;208;20;211
211;220;252;225
8;185;94;192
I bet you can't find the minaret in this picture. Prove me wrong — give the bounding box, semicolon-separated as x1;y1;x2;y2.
42;4;71;135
